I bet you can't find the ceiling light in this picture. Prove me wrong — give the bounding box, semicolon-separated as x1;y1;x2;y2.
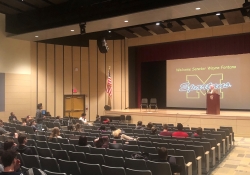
156;22;160;25
108;30;111;33
124;20;128;22
216;13;220;16
35;36;39;38
71;29;74;32
196;7;201;10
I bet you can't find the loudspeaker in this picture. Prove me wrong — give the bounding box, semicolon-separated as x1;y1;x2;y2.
104;105;111;111
97;37;109;53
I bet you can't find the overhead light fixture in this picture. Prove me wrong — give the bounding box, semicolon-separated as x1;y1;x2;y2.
216;13;220;16
71;29;74;32
156;22;160;26
196;7;201;10
35;36;39;38
108;30;111;33
79;22;86;35
124;20;128;22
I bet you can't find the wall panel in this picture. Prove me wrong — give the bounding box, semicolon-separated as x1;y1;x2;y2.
30;42;37;116
97;48;105;116
37;43;46;107
73;47;81;95
81;47;89;118
46;44;55;116
89;40;98;121
55;45;63;116
64;46;72;95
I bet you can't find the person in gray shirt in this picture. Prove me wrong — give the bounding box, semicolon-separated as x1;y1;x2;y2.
35;103;44;131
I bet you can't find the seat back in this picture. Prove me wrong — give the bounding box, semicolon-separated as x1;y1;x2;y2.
48;142;61;150
61;143;76;152
57;138;69;144
22;154;41;169
68;151;86;162
109;143;123;149
150;98;157;105
75;145;91;153
37;147;53;158
39;156;60;173
123;145;140;152
102;165;126;175
86;153;105;165
51;149;69;161
36;135;47;141
141;98;148;105
106;149;124;157
140;146;157;154
125;158;147;170
104;155;125;167
138;141;152;147
126;168;152;175
146;160;172;175
44;170;66;175
78;162;102;175
58;159;81;175
173;156;187;175
176;150;197;174
90;147;107;155
27;139;36;147
36;141;48;148
123;150;140;158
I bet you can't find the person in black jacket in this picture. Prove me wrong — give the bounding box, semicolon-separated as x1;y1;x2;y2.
16;134;32;155
8;113;18;123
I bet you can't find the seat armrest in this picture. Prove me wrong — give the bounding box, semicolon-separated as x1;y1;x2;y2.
217;143;221;161
196;156;202;175
222;139;225;155
205;151;210;173
186;162;192;175
211;147;215;166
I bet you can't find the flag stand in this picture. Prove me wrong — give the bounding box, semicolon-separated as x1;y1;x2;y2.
106;66;112;108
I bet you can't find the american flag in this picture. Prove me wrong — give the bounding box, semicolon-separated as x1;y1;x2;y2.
106;68;112;97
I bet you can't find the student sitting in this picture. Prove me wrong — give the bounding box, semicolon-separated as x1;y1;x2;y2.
78;136;91;147
135;121;144;130
112;129;135;141
192;127;204;138
49;127;62;140
94;136;109;148
149;127;158;135
16;134;33;155
172;123;188;138
159;124;172;136
144;122;153;130
0;150;21;175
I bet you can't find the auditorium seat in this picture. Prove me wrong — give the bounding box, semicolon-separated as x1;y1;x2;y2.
90;147;107;155
123;150;140;158
58;159;81;175
104;155;125;167
86;153;105;165
44;170;66;175
68;151;86;162
140;146;157;154
146;160;172;175
75;145;91;153
57;138;69;144
37;147;53;158
22;154;41;169
40;156;61;172
126;168;152;175
109;143;123;149
61;143;76;152
78;162;102;175
36;135;47;142
52;149;69;161
106;149;124;158
123;145;140;152
48;142;62;150
102;165;126;175
138;141;152;147
125;158;148;170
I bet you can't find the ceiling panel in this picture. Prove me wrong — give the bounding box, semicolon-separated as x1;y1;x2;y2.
129;26;152;37
223;10;245;24
115;29;137;38
145;24;168;34
0;0;34;11
181;18;204;29
163;21;185;32
217;0;243;10
24;0;50;8
201;15;224;27
0;4;19;14
47;0;69;4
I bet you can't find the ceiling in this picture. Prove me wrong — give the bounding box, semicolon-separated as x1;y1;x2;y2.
0;0;249;47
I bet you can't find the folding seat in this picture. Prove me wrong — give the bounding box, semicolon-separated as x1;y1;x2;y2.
27;134;37;140
220;126;234;143
124;140;137;145
138;137;148;142
109;143;123;149
106;149;124;158
44;170;66;175
146;160;172;175
27;146;38;155
39;156;60;173
57;138;69;144
173;156;192;175
61;143;76;152
104;155;125;167
62;130;71;134
36;135;47;141
123;150;140;158
68;151;86;162
102;165;126;175
22;154;41;169
167;148;175;155
51;149;69;161
140;146;157;154
169;144;186;150
86;153;105;165
162;139;178;144
27;139;36;147
36;141;49;148
123;128;133;133
90;147;107;155
123;145;140;152
133;129;144;134
217;128;231;149
148;153;158;161
87;141;94;147
110;138;123;144
69;139;79;145
58;159;81;175
37;147;53;158
126;168;152;175
48;138;58;143
212;131;227;154
64;134;74;138
48;142;62;150
125;157;147;170
149;138;162;143
194;141;215;167
138;141;152;147
75;145;91;153
155;143;168;148
128;124;136;127
37;131;46;135
25;126;35;134
78;162;102;175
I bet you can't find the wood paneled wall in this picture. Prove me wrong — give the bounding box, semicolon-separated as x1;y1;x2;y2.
31;40;128;121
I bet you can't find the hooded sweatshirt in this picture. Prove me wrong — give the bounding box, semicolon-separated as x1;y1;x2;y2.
17;145;33;155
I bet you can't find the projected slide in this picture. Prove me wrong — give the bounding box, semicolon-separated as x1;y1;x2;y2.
166;54;250;109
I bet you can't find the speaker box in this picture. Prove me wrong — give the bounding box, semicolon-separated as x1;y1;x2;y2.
97;37;109;53
104;105;111;111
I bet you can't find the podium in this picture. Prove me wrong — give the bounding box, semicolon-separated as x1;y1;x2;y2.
206;93;220;115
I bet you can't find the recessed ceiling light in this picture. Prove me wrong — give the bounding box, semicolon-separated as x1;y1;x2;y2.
156;22;160;26
108;30;111;33
196;7;201;10
71;29;74;32
124;20;128;22
35;36;39;38
216;13;220;16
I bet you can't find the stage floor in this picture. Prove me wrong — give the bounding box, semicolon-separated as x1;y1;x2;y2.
105;109;250;136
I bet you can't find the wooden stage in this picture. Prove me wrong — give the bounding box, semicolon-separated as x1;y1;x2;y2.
105;109;250;137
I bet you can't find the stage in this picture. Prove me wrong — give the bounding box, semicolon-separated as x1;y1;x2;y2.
104;109;250;137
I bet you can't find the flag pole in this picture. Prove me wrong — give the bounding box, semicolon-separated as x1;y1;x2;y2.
107;66;111;107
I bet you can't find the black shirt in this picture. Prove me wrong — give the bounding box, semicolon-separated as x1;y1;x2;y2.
17;145;33;155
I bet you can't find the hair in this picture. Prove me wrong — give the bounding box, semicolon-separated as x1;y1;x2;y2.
110;125;116;131
196;127;203;136
75;123;81;131
147;122;153;129
96;115;100;119
50;127;60;139
112;129;122;138
158;147;168;160
78;136;88;146
151;127;157;134
1;150;17;168
37;103;42;109
29;119;35;126
137;121;142;126
81;113;86;117
18;134;27;145
0;121;3;127
163;124;168;130
99;125;106;131
68;125;75;131
10;112;13;115
4;139;15;151
177;123;183;131
26;115;30;119
56;116;60;119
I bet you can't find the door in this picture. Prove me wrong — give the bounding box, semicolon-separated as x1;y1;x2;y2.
64;95;85;118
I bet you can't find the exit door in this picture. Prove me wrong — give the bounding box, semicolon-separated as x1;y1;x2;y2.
64;95;85;118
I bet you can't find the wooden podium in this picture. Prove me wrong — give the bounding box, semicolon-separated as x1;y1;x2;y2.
206;93;220;115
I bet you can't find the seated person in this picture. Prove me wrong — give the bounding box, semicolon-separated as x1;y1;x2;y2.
149;127;157;135
135;121;144;130
16;134;33;155
75;123;82;132
9;112;18;123
25;115;32;125
112;129;135;141
78;136;91;147
94;136;109;148
155;147;182;175
192;127;204;138
49;127;62;140
0;121;8;135
159;124;172;136
144;122;153;130
99;125;106;132
53;116;61;123
109;125;116;131
67;125;75;132
29;120;38;132
0;150;21;175
95;115;101;122
79;113;87;123
102;118;110;124
172;123;188;138
3;139;17;151
21;122;26;126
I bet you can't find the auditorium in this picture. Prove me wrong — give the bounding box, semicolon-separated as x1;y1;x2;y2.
0;0;250;175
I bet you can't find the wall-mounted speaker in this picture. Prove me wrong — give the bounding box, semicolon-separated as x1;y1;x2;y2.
104;105;111;111
97;37;109;53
